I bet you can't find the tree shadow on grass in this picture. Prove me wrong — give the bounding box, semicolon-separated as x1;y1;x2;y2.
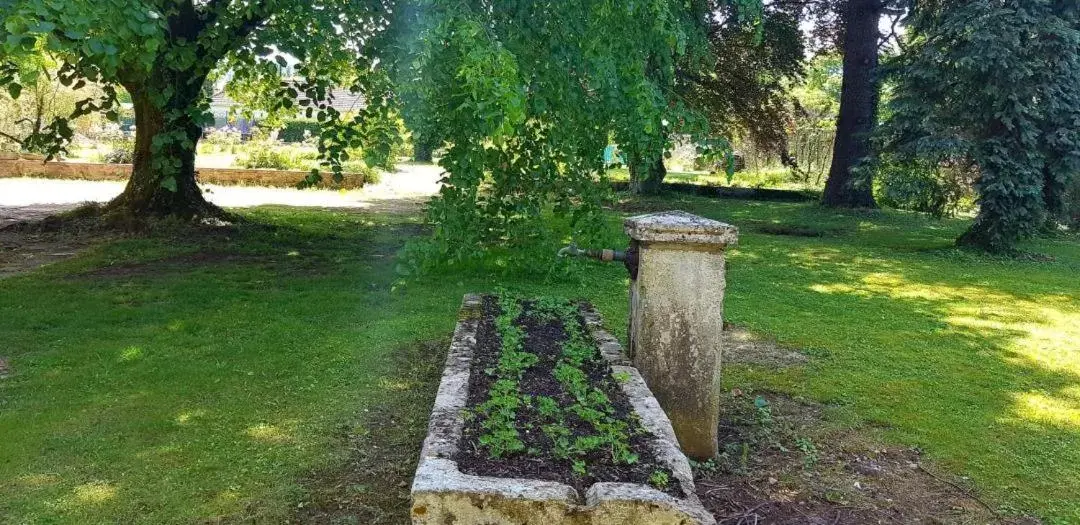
0;207;450;523
291;339;445;524
724;235;1080;521
44;207;430;282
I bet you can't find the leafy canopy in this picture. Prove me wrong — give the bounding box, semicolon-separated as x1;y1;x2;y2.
680;3;805;160
1;0;773;262
394;0;764;270
3;0;763;248
0;0;402;190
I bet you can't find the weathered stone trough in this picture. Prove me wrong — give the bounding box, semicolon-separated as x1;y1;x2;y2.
410;294;715;525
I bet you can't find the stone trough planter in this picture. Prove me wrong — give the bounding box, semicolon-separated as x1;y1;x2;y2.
410;294;714;525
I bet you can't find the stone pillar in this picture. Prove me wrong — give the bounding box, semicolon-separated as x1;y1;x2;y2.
624;211;738;461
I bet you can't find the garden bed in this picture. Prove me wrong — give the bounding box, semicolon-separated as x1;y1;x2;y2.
411;294;713;525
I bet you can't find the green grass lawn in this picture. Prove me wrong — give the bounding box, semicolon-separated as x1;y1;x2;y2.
607;167;823;191
1;195;1078;523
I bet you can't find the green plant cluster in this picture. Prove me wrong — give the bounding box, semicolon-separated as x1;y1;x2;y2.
234;142;379;183
874;156;976;218
540;299;639;473
276;119;320;143
240;144;295;170
392;1;768;271
99;137;134;164
473;295;664;488
474;294;537;457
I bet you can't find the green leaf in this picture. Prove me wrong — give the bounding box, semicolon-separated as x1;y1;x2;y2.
159;176;177;192
6;83;22;99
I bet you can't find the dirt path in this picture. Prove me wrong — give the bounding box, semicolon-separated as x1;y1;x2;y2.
0;164;443;278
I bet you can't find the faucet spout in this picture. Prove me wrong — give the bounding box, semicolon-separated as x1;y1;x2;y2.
557;243;586;258
558;241;639;279
558;243;624;262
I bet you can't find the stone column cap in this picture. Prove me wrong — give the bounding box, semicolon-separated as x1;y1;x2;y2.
624;210;738;246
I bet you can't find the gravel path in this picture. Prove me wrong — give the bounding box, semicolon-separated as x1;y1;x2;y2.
0;163;443;220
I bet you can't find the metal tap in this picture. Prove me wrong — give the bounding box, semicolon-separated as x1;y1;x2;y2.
558;241;639;279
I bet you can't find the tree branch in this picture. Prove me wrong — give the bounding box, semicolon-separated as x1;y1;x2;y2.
197;0;274;64
168;0;206;41
0;130;26;145
231;3;273;43
879;9;907;52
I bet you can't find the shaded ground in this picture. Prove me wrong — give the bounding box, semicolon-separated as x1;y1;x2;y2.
0;207;459;524
292;340;445;525
0;205;103;278
697;393;1036;525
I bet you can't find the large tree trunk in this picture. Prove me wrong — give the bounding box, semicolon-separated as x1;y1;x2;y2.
1041;164;1066;232
106;73;221;220
628;152;667;195
956;130;1045;253
822;0;880;209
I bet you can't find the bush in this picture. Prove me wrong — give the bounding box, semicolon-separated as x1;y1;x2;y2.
101;139;135;164
731;168;793;189
693;151;746;175
876;158;976;218
277;120;320;143
239;144;292;170
202;128;242;147
341;160;380;184
236;141;379;185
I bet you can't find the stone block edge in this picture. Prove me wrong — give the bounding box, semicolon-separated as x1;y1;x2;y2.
411;294;715;525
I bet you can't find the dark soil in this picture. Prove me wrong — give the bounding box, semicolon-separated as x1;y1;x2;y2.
457;296;680;497
697;392;1040;525
0;205;110;278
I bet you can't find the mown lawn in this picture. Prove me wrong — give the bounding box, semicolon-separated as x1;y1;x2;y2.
1;195;1078;523
607;167;822;191
640;195;1080;523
